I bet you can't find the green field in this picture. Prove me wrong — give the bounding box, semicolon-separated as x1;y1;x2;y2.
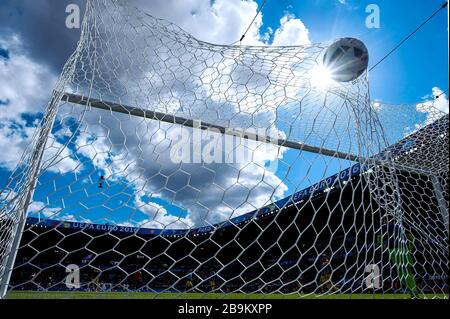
5;291;448;299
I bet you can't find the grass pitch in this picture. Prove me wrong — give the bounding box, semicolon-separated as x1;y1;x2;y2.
6;291;448;299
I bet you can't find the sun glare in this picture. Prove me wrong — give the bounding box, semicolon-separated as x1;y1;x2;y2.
310;64;334;90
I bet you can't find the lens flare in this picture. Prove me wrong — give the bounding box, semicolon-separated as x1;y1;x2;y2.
310;64;334;90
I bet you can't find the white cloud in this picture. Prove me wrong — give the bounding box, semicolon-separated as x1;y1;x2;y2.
129;0;310;46
67;108;288;228
272;14;311;46
0;120;34;170
133;194;194;229
0;35;58;171
0;35;57;120
41;134;81;174
130;0;264;45
28;200;90;225
416;87;449;125
28;200;61;218
0;119;81;173
1;0;312;228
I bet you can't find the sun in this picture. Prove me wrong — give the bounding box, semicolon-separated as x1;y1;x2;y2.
310;64;334;90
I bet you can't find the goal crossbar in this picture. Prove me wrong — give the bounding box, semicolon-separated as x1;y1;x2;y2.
62;93;438;179
62;92;360;162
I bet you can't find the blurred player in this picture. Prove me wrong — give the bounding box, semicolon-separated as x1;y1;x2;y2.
378;215;418;298
296;274;304;294
133;270;143;290
319;254;338;293
209;270;216;292
91;267;101;292
185;272;193;291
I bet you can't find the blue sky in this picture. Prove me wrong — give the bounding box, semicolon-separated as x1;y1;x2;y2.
255;0;448;103
0;0;448;229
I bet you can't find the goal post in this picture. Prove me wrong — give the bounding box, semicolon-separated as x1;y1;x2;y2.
430;174;449;233
0;0;448;299
0;91;73;298
0;3;90;297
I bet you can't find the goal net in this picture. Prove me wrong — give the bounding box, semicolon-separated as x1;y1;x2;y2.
0;0;448;298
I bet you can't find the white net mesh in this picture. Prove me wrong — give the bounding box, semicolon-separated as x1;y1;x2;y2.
0;0;448;298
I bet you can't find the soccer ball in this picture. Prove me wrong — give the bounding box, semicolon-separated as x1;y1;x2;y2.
322;37;369;82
